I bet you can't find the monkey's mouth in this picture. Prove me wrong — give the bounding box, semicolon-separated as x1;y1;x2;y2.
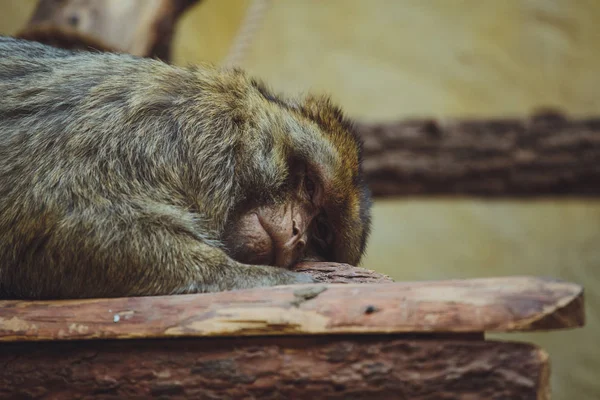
252;212;278;266
254;211;307;269
230;212;276;267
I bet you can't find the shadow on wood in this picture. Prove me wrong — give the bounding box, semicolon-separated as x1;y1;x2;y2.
0;336;549;400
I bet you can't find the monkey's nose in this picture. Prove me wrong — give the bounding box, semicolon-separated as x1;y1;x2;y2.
279;228;307;268
290;220;306;250
292;219;300;236
275;218;307;267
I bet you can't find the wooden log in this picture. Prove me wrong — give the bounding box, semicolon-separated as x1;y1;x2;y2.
0;336;550;400
16;0;201;61
357;111;600;197
0;276;583;342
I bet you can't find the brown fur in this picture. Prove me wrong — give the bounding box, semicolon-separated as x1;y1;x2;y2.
0;36;371;299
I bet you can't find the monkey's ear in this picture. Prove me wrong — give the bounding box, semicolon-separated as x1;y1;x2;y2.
301;94;355;135
300;93;363;171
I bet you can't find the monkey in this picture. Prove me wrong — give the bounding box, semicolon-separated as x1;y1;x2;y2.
0;36;372;300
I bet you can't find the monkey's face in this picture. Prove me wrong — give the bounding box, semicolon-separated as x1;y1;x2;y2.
223;163;329;268
222;86;371;269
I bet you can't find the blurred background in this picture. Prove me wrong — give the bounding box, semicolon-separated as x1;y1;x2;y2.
1;1;599;399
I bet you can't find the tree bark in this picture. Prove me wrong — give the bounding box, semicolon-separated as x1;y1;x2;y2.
17;0;201;61
357;112;600;197
293;261;394;283
0;276;583;342
0;336;550;400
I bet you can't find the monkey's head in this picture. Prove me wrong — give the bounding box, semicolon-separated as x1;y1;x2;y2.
222;86;372;269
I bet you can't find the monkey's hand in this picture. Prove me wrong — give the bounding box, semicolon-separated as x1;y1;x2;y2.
125;229;317;295
5;203;317;299
179;260;316;294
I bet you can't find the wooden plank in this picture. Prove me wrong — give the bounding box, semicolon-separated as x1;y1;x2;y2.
0;276;583;342
0;336;550;400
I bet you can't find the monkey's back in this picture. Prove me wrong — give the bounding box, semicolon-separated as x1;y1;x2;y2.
0;37;244;297
0;37;199;211
0;36;194;189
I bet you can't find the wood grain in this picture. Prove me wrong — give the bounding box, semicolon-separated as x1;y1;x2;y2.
357;112;600;197
0;276;583;342
0;336;550;400
16;0;201;61
293;262;394;283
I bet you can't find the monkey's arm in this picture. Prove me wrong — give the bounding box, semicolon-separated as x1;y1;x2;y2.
4;204;313;300
162;239;316;296
102;208;314;297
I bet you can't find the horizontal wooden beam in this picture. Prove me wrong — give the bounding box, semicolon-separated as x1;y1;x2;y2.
357;112;600;197
0;336;550;400
0;276;583;342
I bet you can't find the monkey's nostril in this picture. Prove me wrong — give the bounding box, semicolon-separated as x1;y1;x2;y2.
68;15;79;26
292;219;300;236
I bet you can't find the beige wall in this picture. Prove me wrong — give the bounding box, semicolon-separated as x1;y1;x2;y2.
176;0;600;120
2;1;599;399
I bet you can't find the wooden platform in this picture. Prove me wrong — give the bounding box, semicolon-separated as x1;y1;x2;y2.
0;276;585;399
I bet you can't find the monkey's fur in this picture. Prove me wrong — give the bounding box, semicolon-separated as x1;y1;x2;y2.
0;37;371;299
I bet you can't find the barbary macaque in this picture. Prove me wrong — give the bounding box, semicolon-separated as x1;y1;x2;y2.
0;36;371;299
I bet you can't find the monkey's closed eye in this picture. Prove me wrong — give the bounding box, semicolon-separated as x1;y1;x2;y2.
304;177;316;199
314;218;333;249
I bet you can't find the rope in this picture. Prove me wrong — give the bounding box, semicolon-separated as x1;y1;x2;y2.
221;0;271;68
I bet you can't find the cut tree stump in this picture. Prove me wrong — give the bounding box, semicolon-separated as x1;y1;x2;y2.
0;272;585;400
16;0;201;61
